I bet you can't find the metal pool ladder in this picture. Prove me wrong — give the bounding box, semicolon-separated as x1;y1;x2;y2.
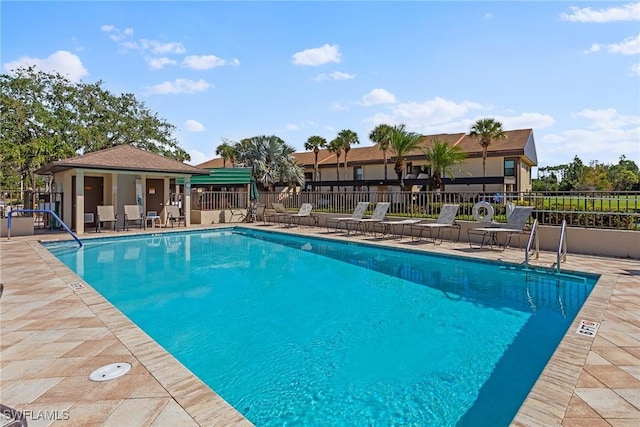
556;219;568;272
524;219;539;269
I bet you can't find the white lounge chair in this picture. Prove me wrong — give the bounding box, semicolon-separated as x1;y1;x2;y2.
123;204;143;230
164;205;185;227
325;201;370;232
373;218;424;240
468;206;534;250
348;202;391;235
264;202;290;225
411;204;461;244
286;203;315;227
96;205;118;232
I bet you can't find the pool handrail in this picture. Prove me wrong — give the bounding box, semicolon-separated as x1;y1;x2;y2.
557;219;567;272
7;209;83;247
524;218;539;269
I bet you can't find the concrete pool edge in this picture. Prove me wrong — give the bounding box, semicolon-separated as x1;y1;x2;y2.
2;225;637;426
28;239;253;426
511;273;616;425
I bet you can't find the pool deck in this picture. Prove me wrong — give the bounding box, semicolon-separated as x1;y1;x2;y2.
1;223;638;426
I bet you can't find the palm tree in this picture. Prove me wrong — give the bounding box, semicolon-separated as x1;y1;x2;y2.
337;129;359;183
469;118;506;191
215;139;237;167
234;135;304;191
304;135;327;182
369;124;393;180
327;137;342;181
423;138;467;191
388;124;423;190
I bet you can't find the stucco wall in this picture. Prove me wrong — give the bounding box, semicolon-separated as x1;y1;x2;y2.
310;213;640;259
191;209;246;224
0;217;34;237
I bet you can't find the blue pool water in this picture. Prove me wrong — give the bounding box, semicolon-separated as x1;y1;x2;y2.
44;228;598;426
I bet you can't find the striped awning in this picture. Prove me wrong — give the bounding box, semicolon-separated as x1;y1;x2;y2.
178;168;251;185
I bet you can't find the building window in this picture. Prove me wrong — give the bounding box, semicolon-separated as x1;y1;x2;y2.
353;166;363;181
504;159;516;177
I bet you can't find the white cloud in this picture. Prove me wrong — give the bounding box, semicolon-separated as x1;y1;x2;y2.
498;112;555;130
313;71;356;81
184;119;205;132
181;55;239;70
361;88;397;106
3;50;88;82
607;34;640;55
148;57;177;70
145;78;212;94
292;44;341;66
539;127;640;166
483;13;493;19
330;102;349;111
283;121;319;132
584;34;639;55
142;40;185;55
186;149;210;166
560;3;640;22
632;63;640;75
584;43;602;54
391;97;477;121
102;25;185;55
537;108;640;166
573;108;639;129
101;25;134;42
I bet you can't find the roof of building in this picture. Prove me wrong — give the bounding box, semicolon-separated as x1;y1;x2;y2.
36;144;210;175
197;129;537;169
307;128;536;167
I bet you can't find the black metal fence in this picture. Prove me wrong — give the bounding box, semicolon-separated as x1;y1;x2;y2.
4;188;639;231
249;190;640;230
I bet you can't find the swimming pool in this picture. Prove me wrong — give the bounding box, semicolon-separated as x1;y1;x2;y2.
44;228;598;426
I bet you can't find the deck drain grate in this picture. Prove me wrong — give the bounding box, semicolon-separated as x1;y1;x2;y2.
89;362;132;381
576;319;600;337
68;282;86;291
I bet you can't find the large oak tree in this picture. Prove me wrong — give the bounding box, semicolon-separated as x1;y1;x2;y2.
1;67;189;189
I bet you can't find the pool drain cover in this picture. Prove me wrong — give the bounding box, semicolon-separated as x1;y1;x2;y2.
89;362;132;381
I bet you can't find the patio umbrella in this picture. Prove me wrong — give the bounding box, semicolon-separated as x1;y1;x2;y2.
249;178;259;201
245;178;260;223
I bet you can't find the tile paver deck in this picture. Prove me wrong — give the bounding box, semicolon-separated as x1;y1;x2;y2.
1;223;638;426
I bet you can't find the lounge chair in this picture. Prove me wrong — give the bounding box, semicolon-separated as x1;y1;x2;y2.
348;202;391;235
467;206;534;250
264;202;290;225
123;204;144;230
286;203;315;227
325;201;370;232
96;205;118;232
164;205;185;227
373;217;424;240
411;204;461;244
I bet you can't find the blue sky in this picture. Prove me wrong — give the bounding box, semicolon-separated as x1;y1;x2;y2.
2;1;639;169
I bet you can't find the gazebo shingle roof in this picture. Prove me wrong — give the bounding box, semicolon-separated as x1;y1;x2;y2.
36;144;209;175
